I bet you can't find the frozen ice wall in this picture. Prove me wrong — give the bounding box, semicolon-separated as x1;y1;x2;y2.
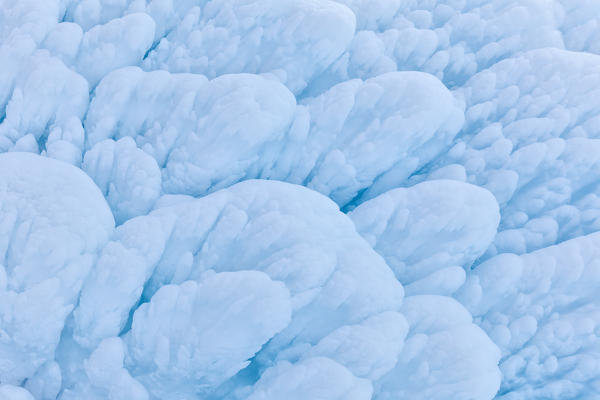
1;0;600;399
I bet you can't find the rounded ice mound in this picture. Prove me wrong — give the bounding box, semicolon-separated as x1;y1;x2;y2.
0;152;114;384
457;232;600;399
559;0;600;54
350;180;500;295
291;71;465;207
427;48;600;258
85;68;296;197
75;13;156;87
0;0;65;44
60;337;149;400
87;69;464;208
142;0;357;94
72;179;405;397
0;385;34;400
309;0;564;92
0;51;88;155
247;357;373;400
376;295;501;400
83;137;161;224
126;272;292;398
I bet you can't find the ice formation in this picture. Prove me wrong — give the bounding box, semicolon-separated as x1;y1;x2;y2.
1;0;600;399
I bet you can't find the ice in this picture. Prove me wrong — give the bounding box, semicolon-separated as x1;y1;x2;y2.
247;357;373;400
0;0;66;44
23;362;62;400
2;0;600;398
0;152;113;384
85;69;294;197
303;311;408;381
0;51;88;155
350;180;499;294
376;295;501;400
559;0;600;54
76;13;155;87
305;0;564;92
83;137;161;224
297;71;464;206
86;69;463;208
141;0;356;95
457;232;600;399
60;337;148;400
0;385;35;400
70;180;406;397
73;180;403;351
423;48;600;259
126;272;291;398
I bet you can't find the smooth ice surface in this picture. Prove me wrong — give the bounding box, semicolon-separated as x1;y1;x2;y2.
2;0;600;399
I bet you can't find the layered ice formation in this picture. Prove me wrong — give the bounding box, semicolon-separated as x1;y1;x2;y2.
1;0;600;399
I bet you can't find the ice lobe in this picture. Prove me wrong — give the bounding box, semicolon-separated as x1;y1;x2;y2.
247;357;373;400
0;51;88;156
75;13;155;87
310;0;564;92
376;295;501;400
60;337;148;400
303;311;408;381
142;0;356;95
126;272;291;398
87;69;463;208
36;13;156;88
295;71;464;206
0;385;35;400
72;180;404;395
429;48;600;257
85;69;295;197
457;232;600;399
350;180;499;294
0;0;67;44
0;152;114;384
559;0;600;54
83;137;161;224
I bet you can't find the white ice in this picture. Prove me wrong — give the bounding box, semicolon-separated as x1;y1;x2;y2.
1;0;600;399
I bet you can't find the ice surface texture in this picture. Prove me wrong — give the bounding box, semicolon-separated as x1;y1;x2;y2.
1;0;600;399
